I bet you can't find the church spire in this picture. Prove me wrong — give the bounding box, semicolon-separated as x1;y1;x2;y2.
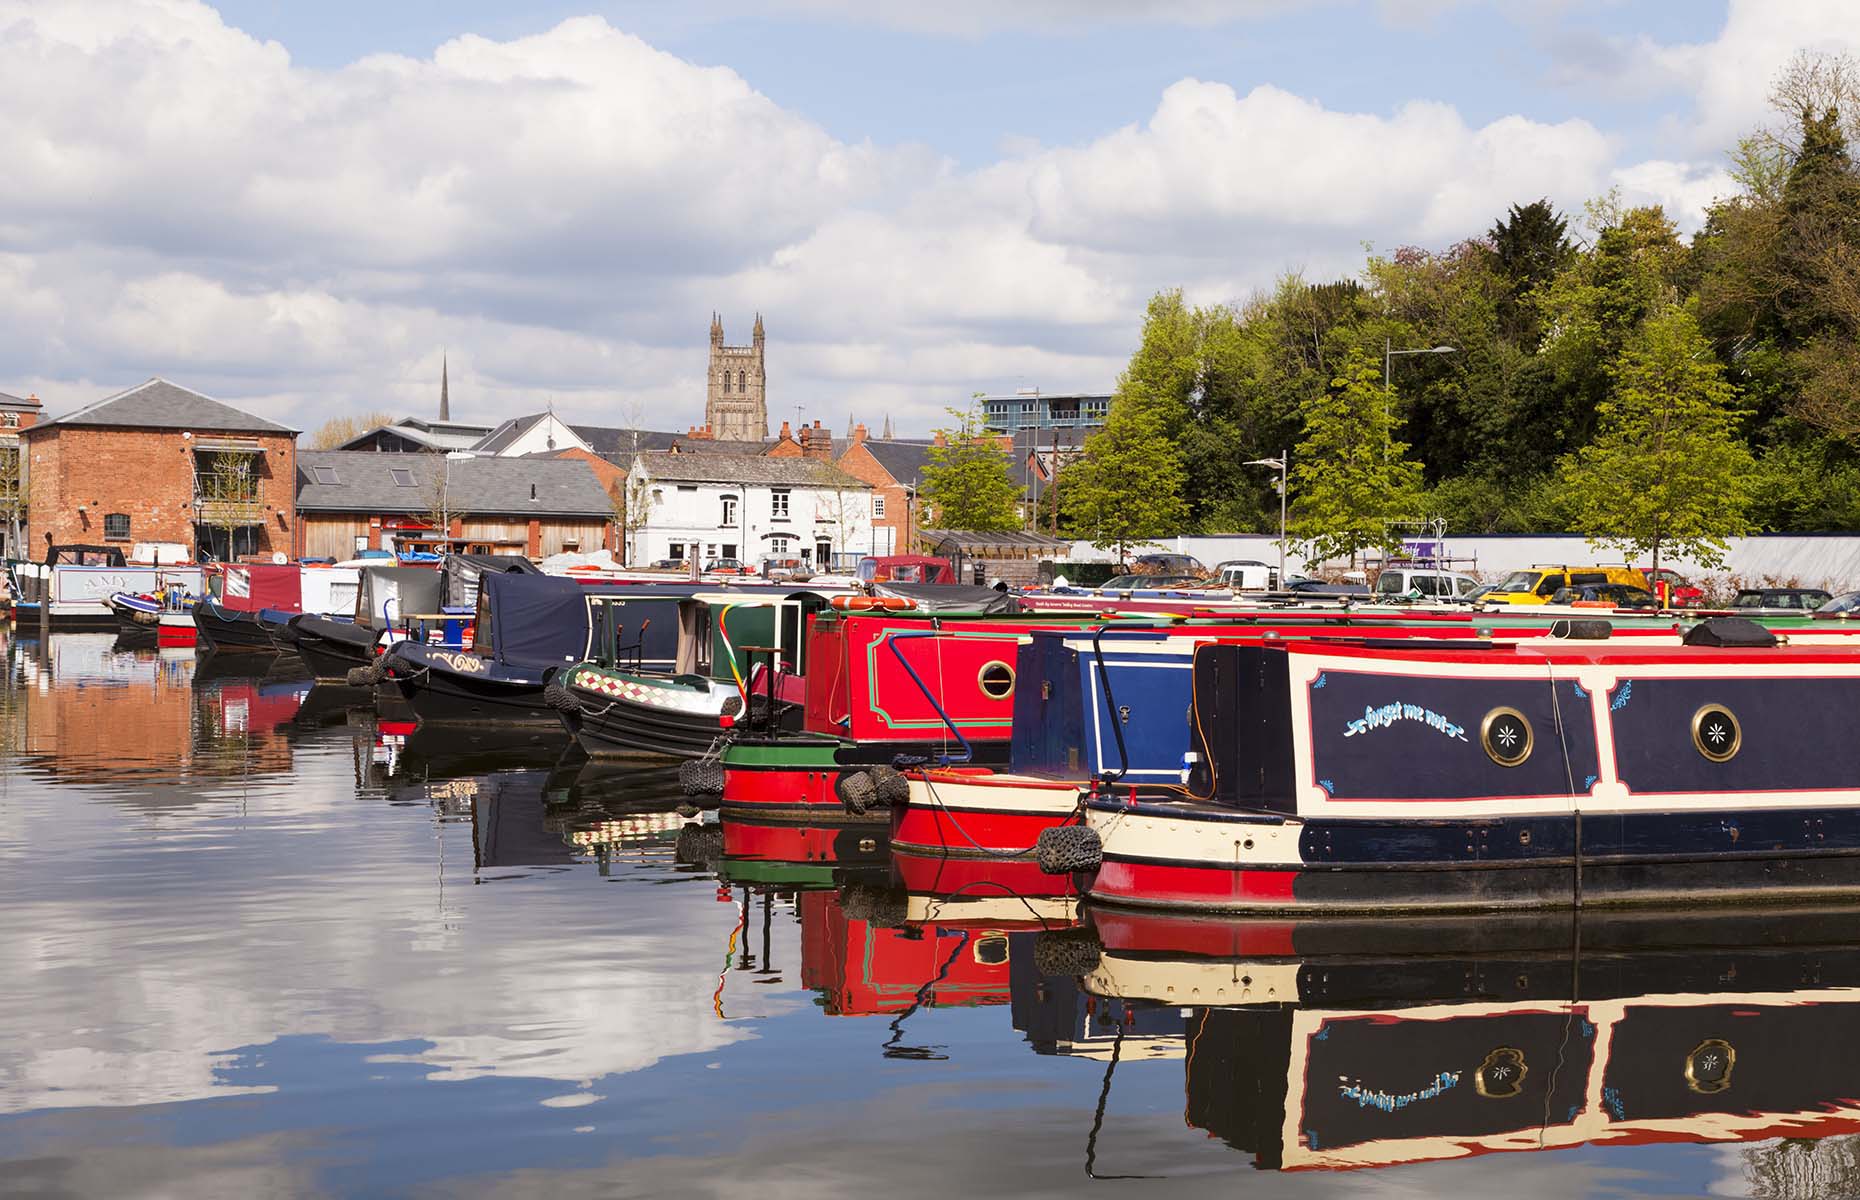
882;413;893;440
752;311;764;346
710;312;724;346
440;354;450;422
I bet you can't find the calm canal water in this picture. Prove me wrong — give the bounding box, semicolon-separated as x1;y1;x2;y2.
2;633;1856;1198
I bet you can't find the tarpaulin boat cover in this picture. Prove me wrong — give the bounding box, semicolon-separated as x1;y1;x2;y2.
219;563;304;614
443;553;541;608
871;581;1023;615
300;567;359;616
479;573;694;670
357;566;443;628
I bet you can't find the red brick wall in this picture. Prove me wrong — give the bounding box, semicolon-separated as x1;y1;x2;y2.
25;426;296;559
836;441;915;555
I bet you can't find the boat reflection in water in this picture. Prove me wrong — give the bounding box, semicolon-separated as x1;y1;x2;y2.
1046;904;1860;1176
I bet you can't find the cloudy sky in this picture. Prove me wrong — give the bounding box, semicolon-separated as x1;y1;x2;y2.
2;1;1857;438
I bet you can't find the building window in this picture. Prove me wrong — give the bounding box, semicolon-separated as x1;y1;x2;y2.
390;467;416;487
872;495;887;519
721;543;737;560
720;371;729;393
768;536;791;554
311;465;339;485
721;495;738;525
669;542;686;562
737;370;745;392
103;512;130;542
770;488;790;518
0;413;17;428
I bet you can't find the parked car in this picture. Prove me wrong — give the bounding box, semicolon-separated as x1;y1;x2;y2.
1374;568;1481;600
1482;565;1649;605
1730;587;1832;611
704;558;750;576
1213;560;1276;590
1549;583;1657;609
649;558;687;571
1641;567;1705;608
759;556;806;580
1128;553;1206;576
1817;591;1860;615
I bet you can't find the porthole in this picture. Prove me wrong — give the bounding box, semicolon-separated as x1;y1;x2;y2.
1475;1047;1528;1098
1692;705;1741;763
1481;707;1534;767
978;660;1015;700
1685;1038;1735;1094
973;935;1009;965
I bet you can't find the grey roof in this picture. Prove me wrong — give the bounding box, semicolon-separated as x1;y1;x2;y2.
338;419;490;452
924;529;1070;551
472;413;547;453
670;437;775;455
569;424;684;456
634;450;867;489
0;390;39;409
853;438;937;486
295;450;612;516
30;378;296;435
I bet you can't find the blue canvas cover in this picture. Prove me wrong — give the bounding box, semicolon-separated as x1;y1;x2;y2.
479;573;694;671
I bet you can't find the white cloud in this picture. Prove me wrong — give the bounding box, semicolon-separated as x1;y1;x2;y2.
0;0;1851;436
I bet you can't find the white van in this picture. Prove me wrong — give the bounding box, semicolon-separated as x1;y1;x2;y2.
1374;568;1480;601
1214;560;1277;591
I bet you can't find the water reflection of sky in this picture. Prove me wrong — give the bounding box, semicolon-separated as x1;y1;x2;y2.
0;635;1852;1198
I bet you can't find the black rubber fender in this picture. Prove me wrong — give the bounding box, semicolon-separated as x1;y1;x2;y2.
1036;824;1103;875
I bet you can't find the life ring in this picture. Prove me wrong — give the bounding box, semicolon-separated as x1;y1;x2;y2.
829;595;916;612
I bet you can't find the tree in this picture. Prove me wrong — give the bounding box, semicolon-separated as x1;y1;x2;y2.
0;442;21;557
1487;199;1574;344
1289;347;1424;565
920;402;1021;531
309;411;396;450
421;458;468;550
195;451;261;561
1561;308;1757;573
614;469;656;565
1065;400;1187;565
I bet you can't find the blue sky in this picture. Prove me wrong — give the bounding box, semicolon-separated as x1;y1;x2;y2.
0;1;1852;435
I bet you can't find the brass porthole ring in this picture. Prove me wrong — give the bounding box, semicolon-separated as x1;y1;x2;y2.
978;660;1015;701
1475;1047;1528;1098
1692;704;1741;763
1481;707;1534;767
1685;1038;1735;1093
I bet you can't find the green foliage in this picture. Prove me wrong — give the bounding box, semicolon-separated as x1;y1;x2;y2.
1560;309;1757;569
1081;51;1860;542
1064;396;1187;563
1289;348;1425;564
920;403;1022;532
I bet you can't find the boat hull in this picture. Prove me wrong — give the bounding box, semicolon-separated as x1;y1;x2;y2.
194;601;281;653
717;736;1008;824
290;615;379;680
557;665;735;759
891;770;1083;858
381;642;556;725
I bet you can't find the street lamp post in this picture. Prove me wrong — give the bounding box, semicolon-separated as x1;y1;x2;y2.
1383;340;1459;459
1244;451;1288;589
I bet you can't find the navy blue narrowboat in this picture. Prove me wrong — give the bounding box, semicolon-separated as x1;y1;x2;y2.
380;573;691;725
1085;629;1860;912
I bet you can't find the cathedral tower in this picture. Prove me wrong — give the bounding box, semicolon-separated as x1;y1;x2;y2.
705;313;768;441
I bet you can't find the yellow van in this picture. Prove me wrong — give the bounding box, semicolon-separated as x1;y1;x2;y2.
1482;565;1649;605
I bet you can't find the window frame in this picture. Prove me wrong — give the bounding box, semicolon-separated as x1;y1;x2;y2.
872;494;887;519
102;512;131;542
389;467;417;488
770;488;791;518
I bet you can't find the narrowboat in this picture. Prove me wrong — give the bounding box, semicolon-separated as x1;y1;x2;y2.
104;589;199;646
893;615;1685;864
194;562;309;652
289;565;447;681
1083;619;1860;912
1070;905;1860;1174
379;573;690;725
10;545;205;629
549;590;832;759
715;602;1114;822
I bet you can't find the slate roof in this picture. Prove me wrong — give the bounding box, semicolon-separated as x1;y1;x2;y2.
853;438;937;486
569;424;684;456
633;450;867;489
338;417;493;452
30;378;296;435
295;450;612;516
0;390;39;409
472;413;549;454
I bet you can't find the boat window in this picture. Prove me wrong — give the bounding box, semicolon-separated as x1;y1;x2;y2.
973;936;1009;965
978;660;1015;700
1692;704;1741;762
1480;707;1533;767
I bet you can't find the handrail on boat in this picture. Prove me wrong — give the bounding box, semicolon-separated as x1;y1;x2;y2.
885;624;974;766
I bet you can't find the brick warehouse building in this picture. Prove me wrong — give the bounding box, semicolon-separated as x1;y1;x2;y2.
293;450;614;559
23;379;297;560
